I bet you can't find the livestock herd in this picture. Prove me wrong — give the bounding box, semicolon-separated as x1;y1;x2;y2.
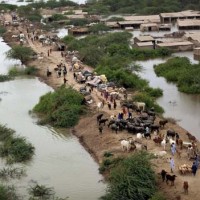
96;102;199;196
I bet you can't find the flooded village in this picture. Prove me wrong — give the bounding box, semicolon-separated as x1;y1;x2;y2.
0;0;200;200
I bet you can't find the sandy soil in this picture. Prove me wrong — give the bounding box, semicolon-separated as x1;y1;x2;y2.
3;13;200;200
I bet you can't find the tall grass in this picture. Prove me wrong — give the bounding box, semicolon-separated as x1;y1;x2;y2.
0;184;20;200
0;75;13;82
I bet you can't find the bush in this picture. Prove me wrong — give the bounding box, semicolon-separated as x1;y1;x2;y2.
0;124;34;164
154;57;200;94
33;86;85;128
0;136;35;164
101;152;156;200
0;75;13;82
133;93;164;113
0;184;20;200
6;46;35;64
0;26;6;36
8;66;38;76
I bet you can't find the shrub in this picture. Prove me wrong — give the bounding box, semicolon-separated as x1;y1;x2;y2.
0;184;20;200
8;66;38;76
6;46;35;64
0;136;35;164
0;26;6;36
0;75;13;82
133;93;164;113
33;86;85;128
101;152;156;200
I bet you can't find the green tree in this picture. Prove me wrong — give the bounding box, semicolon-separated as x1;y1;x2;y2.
89;23;110;34
6;46;35;64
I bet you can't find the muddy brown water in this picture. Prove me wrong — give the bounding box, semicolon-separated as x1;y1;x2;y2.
0;38;106;199
137;51;200;140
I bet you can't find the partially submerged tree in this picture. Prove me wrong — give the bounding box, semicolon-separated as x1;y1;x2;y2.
6;46;35;64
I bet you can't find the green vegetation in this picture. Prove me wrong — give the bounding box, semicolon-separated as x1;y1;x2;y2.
88;23;110;34
6;46;35;64
0;167;25;180
0;3;17;11
85;0;200;14
0;184;20;200
8;66;38;76
0;26;6;36
51;13;67;21
62;32;165;112
33;86;86;128
17;5;42;22
0;124;35;164
133;92;164;113
154;57;200;94
30;0;77;9
101;152;156;200
0;75;13;82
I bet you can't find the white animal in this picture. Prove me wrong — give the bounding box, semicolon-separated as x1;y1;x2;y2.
134;102;145;111
169;138;176;145
120;139;133;152
161;139;166;150
134;141;147;151
136;133;143;140
97;102;103;111
154;151;167;158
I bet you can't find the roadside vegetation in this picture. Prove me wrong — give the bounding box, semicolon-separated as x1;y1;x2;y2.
6;46;35;64
154;57;200;94
100;151;164;200
0;124;35;164
8;66;38;76
33;86;86;128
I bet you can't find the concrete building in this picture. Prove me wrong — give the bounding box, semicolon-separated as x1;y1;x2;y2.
134;42;154;49
184;32;200;47
156;41;194;51
140;23;159;32
177;19;200;30
194;47;200;60
160;10;200;23
134;36;155;43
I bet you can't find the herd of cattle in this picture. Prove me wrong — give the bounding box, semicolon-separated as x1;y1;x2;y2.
96;102;199;193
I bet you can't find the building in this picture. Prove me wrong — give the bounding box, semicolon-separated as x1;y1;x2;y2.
134;42;154;49
117;20;144;29
134;36;155;43
184;32;200;47
68;27;89;35
105;21;120;29
177;19;200;30
160;10;200;23
156;41;194;51
193;47;200;60
140;23;159;32
159;24;171;31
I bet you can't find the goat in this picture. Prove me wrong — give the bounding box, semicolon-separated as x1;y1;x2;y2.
99;119;108;126
111;124;119;134
136;133;143;140
161;139;166;150
143;133;151;139
153;137;163;145
167;129;176;138
183;181;189;194
166;174;177;186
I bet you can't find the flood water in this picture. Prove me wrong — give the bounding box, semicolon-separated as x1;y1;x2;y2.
137;52;200;140
0;38;106;199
